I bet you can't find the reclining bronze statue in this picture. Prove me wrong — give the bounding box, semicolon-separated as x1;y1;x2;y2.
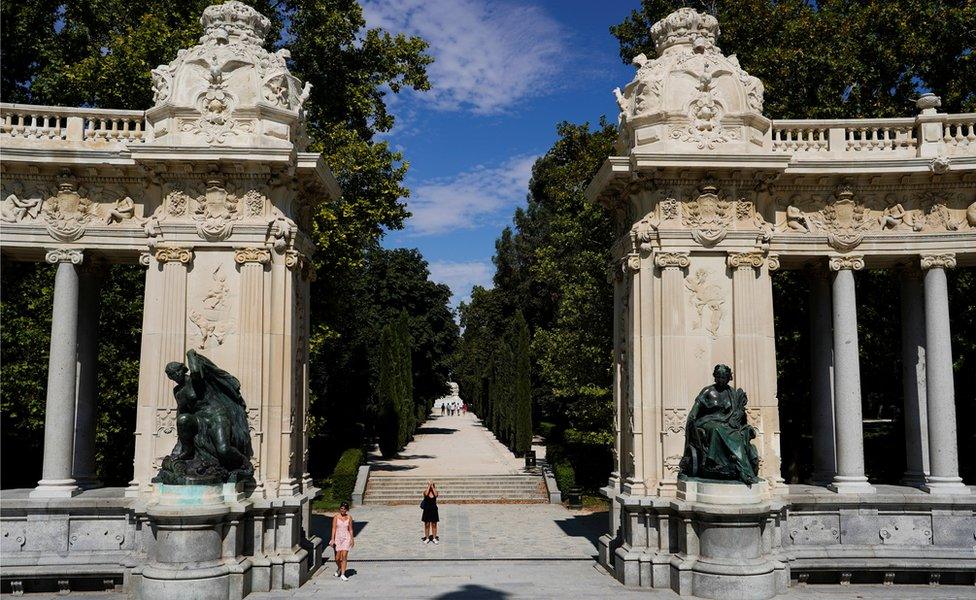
153;349;255;485
679;364;761;485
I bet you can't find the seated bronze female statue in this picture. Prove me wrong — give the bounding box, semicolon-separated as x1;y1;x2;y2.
679;364;761;485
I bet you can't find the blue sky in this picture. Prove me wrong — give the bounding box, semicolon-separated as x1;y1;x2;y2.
363;0;637;309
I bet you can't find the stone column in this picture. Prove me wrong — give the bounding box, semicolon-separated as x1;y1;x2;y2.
72;260;105;489
899;267;929;487
31;249;85;499
919;253;969;494
237;247;270;493
826;255;875;494
655;251;689;494
624;253;646;495
807;266;836;485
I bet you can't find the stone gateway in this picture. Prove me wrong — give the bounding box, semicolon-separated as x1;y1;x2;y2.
588;6;975;599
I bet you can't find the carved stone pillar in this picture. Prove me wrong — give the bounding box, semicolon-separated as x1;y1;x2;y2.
727;252;781;487
609;264;624;492
236;247;270;491
623;253;645;495
899;266;929;487
919;253;968;494
826;255;875;494
32;249;84;499
72;259;105;489
654;251;689;494
807;266;836;485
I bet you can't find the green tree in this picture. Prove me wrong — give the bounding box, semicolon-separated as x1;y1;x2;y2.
512;312;533;456
376;323;400;458
0;0;438;485
394;310;416;449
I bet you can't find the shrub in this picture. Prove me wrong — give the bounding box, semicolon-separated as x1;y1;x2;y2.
330;447;364;503
553;461;576;492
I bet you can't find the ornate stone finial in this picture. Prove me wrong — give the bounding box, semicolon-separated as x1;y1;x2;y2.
653;251;691;269
200;1;271;45
828;255;865;271
45;248;84;265
650;8;721;55
920;253;956;270
915;93;942;113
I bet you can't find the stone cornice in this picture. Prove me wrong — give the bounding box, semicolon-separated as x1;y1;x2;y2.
828;255;865;271
920;253;957;270
45;248;83;264
154;247;193;264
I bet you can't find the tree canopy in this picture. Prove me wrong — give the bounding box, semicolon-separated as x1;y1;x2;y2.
0;0;456;486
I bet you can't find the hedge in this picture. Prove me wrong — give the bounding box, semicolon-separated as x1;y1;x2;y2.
330;448;364;503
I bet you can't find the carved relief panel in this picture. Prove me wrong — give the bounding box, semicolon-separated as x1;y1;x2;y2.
185;250;240;362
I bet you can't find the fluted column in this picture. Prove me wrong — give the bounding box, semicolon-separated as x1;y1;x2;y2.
919;253;969;494
827;255;874;494
72;260;105;489
655;251;689;494
236;247;270;493
31;249;85;499
624;253;645;495
899;267;928;487
807;266;836;485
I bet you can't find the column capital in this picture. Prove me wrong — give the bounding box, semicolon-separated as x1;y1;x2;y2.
920;253;956;270
139;252;152;268
653;251;690;269
45;249;84;265
828;254;865;271
154;247;194;265
286;250;316;280
726;252;765;270
235;247;271;265
624;253;640;273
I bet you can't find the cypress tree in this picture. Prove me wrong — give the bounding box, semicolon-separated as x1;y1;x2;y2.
513;312;533;456
377;323;400;458
395;311;415;449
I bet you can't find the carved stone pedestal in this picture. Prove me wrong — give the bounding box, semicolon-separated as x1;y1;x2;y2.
669;494;788;600
138;484;247;600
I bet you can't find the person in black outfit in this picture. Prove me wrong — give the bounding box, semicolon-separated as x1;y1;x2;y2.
421;481;439;544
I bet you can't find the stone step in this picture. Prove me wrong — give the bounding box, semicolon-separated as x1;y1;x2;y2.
363;473;548;504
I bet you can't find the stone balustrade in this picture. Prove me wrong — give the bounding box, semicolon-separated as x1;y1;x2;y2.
770;113;976;157
0;103;151;145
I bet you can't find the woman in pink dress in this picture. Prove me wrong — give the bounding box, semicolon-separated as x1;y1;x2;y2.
329;502;355;581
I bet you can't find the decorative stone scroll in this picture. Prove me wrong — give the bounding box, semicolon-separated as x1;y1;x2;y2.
828;255;865;271
285;250;315;280
45;248;84;265
919;253;956;270
727;252;766;270
653;251;690;269
154;247;194;264
234;247;271;265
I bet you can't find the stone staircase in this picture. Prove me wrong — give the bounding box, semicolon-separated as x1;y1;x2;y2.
362;474;548;504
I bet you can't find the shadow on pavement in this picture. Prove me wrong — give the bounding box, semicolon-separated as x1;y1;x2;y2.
370;463;419;472
413;427;459;435
311;513;368;539
434;584;510;599
553;510;607;549
394;454;437;460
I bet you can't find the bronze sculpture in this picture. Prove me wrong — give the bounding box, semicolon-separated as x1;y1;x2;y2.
679;364;761;484
153;349;254;485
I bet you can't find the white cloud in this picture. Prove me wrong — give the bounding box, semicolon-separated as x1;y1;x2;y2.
428;260;494;309
406;154;536;236
362;0;565;114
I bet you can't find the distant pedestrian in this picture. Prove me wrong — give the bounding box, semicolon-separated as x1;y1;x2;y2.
441;403;446;416
329;502;355;581
421;481;439;544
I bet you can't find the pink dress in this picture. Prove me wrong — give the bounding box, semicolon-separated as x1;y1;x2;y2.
333;515;353;552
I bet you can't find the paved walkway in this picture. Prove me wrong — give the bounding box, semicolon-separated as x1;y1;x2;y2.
367;410;524;477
